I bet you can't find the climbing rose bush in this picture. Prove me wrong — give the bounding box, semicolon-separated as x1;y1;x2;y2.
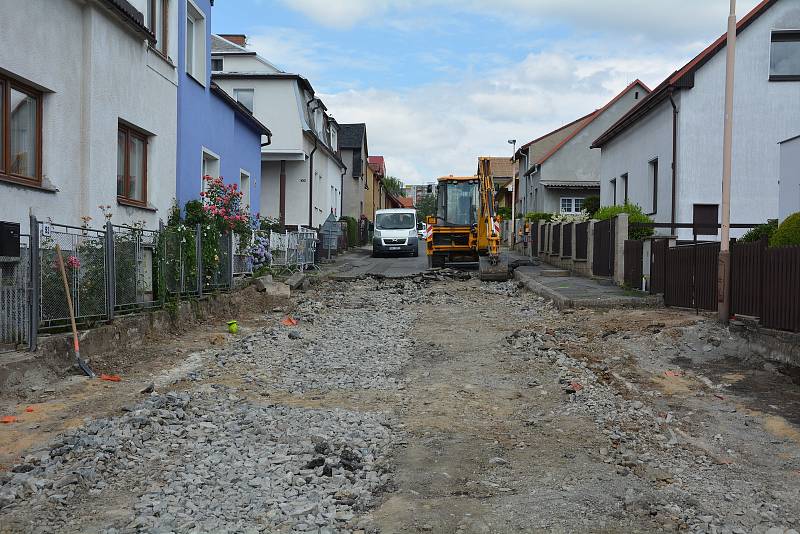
199;175;249;230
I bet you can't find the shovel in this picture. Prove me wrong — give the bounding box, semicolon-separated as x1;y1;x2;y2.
54;244;95;378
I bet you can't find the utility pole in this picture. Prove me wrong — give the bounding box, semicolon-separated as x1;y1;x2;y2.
718;0;736;323
508;139;517;247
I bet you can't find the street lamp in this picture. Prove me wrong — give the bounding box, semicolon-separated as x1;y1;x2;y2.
508;139;517;247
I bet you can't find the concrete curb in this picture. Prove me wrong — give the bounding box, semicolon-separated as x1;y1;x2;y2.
514;270;663;310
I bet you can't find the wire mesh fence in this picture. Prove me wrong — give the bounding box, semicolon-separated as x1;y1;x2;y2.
38;222;108;330
0;233;30;352
2;216;321;350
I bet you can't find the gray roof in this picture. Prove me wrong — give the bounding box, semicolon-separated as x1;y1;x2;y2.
99;0;155;42
211;35;256;55
338;124;366;149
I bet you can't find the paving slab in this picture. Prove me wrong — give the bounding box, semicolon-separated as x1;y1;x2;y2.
514;265;662;309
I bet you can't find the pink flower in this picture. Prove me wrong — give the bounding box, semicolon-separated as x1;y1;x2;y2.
66;256;80;269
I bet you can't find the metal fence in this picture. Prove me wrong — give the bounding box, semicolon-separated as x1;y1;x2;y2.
0;234;30;352
268;228;318;273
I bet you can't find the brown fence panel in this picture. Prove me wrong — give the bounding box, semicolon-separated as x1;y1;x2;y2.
664;242;718;310
624;240;643;289
575;222;588;260
552;225;561;256
730;240;763;317
761;245;800;332
592;219;613;277
650;239;668;294
562;223;573;258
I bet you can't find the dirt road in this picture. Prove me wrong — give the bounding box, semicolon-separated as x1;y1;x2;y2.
1;276;799;533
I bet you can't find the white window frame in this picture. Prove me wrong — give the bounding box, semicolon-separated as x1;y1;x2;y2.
185;0;206;86
239;168;251;211
200;147;220;195
560;197;584;214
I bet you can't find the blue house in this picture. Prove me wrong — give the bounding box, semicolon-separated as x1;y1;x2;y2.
176;0;270;215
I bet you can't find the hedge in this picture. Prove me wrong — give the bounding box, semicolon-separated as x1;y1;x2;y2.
594;202;654;240
770;212;800;247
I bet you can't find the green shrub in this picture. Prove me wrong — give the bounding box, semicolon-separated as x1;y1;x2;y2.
582;195;600;216
496;207;512;220
523;212;553;223
770;212;800;247
339;216;358;247
594;202;654;240
740;220;777;243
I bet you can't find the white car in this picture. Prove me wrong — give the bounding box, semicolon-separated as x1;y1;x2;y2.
417;222;427;239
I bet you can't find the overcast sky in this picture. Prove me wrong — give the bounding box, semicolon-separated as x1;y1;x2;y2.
212;0;762;184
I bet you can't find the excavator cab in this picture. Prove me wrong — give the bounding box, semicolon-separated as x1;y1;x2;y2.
425;165;510;280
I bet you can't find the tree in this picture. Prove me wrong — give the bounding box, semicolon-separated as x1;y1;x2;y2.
383;176;405;197
416;194;436;221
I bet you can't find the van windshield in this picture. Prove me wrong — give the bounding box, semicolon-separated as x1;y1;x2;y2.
376;213;415;230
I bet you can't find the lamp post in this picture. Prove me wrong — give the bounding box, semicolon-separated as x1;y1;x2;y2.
718;0;736;323
508;139;517;247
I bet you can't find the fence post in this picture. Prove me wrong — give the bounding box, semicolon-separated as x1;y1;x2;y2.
195;224;203;297
158;220;165;306
105;221;115;321
613;213;629;286
227;231;234;289
28;215;40;352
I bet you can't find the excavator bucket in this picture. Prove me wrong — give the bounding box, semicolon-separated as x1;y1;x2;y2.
479;254;511;281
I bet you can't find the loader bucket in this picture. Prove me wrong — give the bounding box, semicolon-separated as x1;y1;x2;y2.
479;255;511;281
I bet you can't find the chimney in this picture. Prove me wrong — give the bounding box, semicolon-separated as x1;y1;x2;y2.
219;34;247;47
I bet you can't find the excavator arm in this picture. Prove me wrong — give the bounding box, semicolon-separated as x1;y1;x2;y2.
477;157;511;281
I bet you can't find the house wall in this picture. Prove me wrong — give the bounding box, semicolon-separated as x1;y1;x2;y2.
0;0;177;229
598;96;676;226
364;166;376;222
779;136;800;221
537;85;646;214
677;2;800;238
341;148;365;219
260;160;281;221
175;0;262;215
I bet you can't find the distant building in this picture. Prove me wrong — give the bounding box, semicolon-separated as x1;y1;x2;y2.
479;157;515;210
592;0;800;236
211;34;345;228
521;80;650;215
339;124;369;220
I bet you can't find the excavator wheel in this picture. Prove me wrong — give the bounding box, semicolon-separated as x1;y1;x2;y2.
479;254;511;281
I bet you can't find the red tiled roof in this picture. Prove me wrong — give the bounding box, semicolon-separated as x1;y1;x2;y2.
397;196;415;208
536;79;651;165
592;0;778;148
368;155;386;175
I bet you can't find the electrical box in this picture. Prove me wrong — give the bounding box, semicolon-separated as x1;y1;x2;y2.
0;221;21;258
692;204;719;237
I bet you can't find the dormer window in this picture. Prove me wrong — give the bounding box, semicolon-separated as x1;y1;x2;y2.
211;57;223;72
146;0;168;57
770;30;800;81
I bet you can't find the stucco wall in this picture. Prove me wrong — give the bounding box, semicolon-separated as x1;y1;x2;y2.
779;136;800;221
175;0;262;215
341;148;365;219
598;96;676;224
0;0;177;230
537;84;645;213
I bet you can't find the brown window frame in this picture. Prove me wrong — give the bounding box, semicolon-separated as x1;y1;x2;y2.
148;0;169;58
0;74;43;187
117;123;148;207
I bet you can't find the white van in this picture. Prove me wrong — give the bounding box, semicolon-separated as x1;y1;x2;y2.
372;208;419;257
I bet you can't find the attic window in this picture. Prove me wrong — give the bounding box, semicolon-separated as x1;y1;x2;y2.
635;91;639;99
770;30;800;81
211;57;223;72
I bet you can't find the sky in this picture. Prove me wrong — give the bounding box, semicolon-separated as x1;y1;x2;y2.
212;0;762;185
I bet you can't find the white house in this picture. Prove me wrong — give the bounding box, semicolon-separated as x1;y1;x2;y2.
592;0;800;238
0;0;178;230
210;34;346;228
522;80;650;215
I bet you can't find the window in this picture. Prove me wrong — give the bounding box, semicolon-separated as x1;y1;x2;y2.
233;88;254;112
560;197;584;214
201;148;219;194
211;57;223;72
610;179;617;205
330;127;337;152
117;124;148;204
649;159;659;214
185;1;206;84
0;75;42;185
146;0;168;56
240;169;251;210
621;173;628;203
770;30;800;81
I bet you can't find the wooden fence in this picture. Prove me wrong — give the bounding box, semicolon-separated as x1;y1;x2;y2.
623;240;643;289
562;223;573;258
552;225;561;256
575;222;588;260
592;218;614;277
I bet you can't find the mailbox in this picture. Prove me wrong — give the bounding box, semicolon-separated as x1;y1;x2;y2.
0;221;21;258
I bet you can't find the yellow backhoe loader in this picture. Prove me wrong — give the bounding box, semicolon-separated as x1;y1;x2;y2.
425;157;510;281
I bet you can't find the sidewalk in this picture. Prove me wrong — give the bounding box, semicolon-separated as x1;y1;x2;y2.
514;263;662;310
